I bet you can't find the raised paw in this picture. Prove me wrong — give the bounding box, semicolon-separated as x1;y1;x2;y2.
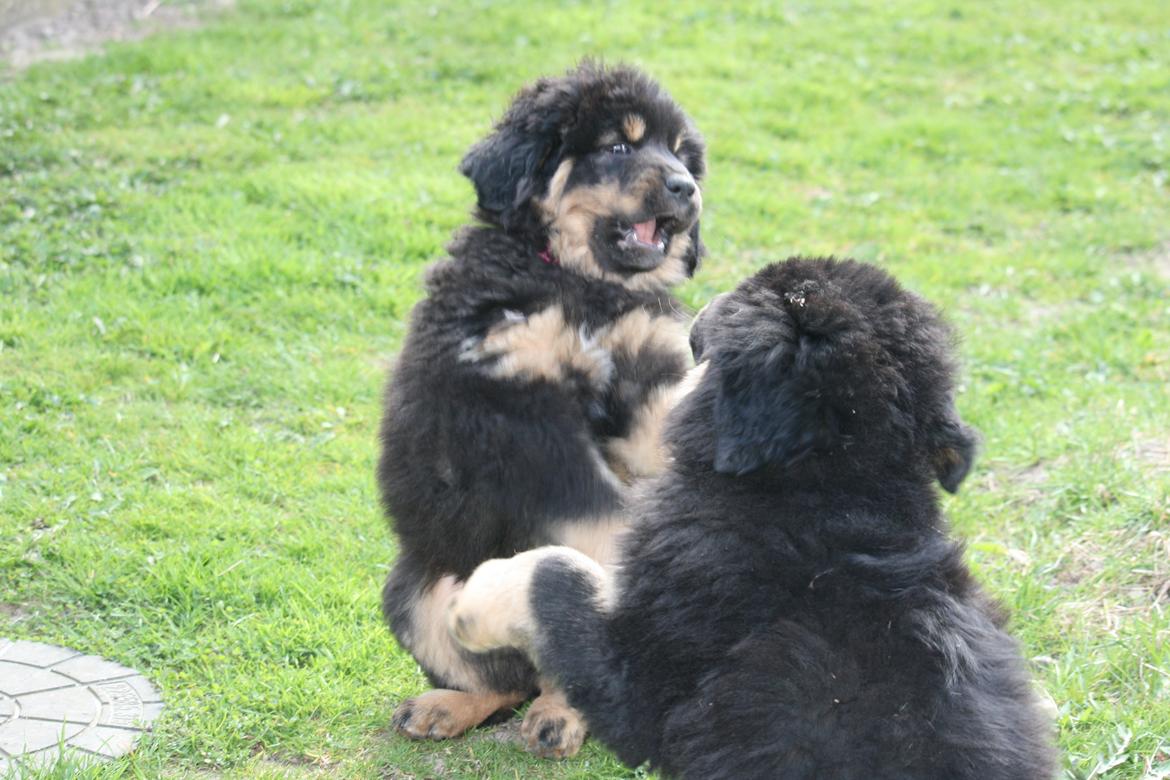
392;688;521;740
447;550;551;653
520;688;588;759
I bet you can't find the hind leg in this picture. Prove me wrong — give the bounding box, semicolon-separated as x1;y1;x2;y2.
384;564;534;740
448;546;612;655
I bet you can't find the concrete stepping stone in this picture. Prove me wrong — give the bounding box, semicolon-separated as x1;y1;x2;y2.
0;639;162;775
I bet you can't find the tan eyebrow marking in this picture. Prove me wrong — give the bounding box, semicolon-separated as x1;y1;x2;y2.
672;133;685;153
622;114;646;143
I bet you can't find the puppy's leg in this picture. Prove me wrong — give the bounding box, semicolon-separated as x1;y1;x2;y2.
447;549;568;653
447;549;606;758
592;307;706;482
450;547;653;764
605;361;708;479
520;683;588;759
391;688;525;740
388;573;528;739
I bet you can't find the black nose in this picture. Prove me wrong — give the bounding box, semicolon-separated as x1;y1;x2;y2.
665;173;696;200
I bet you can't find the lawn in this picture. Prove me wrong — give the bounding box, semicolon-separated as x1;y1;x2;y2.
1;0;1168;777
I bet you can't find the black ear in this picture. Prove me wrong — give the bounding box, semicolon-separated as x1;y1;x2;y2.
459;123;553;232
683;220;704;277
930;415;978;493
711;290;842;475
459;73;584;233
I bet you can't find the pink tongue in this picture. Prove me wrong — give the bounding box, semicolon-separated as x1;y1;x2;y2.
633;219;657;244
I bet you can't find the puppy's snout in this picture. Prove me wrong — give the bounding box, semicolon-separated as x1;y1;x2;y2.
665;172;697;201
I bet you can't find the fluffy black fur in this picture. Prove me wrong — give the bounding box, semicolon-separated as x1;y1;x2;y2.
379;63;704;705
508;259;1057;778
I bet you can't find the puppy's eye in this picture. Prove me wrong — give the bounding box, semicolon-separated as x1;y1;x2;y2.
609;143;632;155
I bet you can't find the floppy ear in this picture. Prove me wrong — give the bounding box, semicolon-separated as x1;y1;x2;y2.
711;290;842;476
459;75;583;233
459;122;553;232
929;413;978;493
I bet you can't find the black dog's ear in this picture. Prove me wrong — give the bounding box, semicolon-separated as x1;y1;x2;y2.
711;287;843;476
459;122;553;231
459;75;581;233
930;414;978;493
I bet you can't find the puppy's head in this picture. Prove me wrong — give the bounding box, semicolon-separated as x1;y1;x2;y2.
687;259;977;492
460;60;706;289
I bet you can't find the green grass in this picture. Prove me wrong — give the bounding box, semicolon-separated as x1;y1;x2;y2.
1;0;1168;777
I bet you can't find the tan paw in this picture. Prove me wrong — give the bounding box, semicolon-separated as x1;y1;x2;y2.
520;689;588;759
391;688;521;740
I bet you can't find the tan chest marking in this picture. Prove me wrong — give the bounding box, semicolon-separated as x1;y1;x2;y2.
477;305;613;387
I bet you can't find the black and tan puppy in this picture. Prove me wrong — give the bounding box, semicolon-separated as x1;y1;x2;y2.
377;62;705;757
449;259;1057;778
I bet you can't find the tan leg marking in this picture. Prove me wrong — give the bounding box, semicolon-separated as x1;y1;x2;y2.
521;684;588;759
552;513;629;568
448;547;614;654
392;688;525;740
479;305;612;386
606;361;708;478
597;307;691;359
402;574;481;692
596;311;703;479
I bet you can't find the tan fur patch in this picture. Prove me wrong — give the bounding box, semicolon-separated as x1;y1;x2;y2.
607;361;708;479
449;547;616;653
521;685;588;758
598;308;691;359
672;133;684;153
479;305;612;386
543;180;641;279
552;514;628;568
406;574;483;692
393;687;526;740
622;114;646;143
543;159;574;210
539;164;699;291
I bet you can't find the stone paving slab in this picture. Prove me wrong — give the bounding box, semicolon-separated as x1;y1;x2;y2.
0;639;163;776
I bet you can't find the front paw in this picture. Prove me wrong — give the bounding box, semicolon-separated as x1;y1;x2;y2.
521;689;588;759
447;551;546;653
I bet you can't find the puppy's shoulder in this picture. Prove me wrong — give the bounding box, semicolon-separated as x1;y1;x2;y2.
427;227;544;289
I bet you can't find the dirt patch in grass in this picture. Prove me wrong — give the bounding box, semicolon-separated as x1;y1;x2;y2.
1122;240;1170;281
1054;527;1170;634
0;602;29;622
0;0;233;69
1123;435;1170;476
978;458;1059;507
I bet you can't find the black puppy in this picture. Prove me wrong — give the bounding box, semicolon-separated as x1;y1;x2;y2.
378;62;705;757
450;259;1057;778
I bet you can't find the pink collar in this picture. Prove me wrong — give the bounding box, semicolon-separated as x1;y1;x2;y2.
538;245;558;266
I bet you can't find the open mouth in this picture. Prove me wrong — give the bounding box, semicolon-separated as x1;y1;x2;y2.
614;215;680;263
589;209;695;275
